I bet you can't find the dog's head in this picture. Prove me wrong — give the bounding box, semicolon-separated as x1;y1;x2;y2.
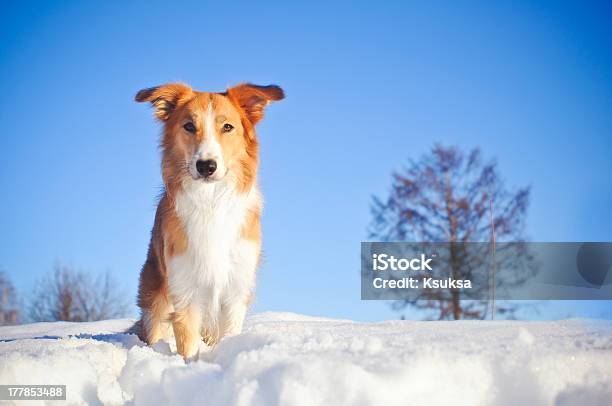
135;83;284;192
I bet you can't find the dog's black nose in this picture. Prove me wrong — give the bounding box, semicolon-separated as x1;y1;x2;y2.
196;159;217;177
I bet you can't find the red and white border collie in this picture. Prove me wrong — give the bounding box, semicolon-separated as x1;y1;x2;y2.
134;83;284;360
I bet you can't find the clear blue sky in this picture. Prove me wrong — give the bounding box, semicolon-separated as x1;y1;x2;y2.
1;1;611;321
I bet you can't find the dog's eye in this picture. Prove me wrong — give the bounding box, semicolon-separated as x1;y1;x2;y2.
222;123;234;133
183;122;196;133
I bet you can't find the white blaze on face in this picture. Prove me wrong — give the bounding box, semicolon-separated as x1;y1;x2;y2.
193;100;226;180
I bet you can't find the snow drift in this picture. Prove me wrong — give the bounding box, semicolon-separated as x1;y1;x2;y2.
1;312;611;405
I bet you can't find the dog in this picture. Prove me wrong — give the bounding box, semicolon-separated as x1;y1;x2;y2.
134;82;284;360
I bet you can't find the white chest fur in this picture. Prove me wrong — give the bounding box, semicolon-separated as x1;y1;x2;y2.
167;180;261;324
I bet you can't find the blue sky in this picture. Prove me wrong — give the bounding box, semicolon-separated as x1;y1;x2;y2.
1;1;611;321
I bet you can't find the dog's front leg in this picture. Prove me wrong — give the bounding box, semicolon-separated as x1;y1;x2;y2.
172;305;201;361
220;295;250;337
221;238;258;338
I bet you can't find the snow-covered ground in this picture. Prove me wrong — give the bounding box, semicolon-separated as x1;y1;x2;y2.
1;312;611;406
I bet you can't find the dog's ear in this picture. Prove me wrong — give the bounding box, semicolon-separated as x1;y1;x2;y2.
226;83;284;125
135;83;193;121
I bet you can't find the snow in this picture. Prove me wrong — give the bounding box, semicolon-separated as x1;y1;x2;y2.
1;312;611;406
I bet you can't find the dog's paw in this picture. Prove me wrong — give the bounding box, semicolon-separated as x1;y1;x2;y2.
184;351;200;363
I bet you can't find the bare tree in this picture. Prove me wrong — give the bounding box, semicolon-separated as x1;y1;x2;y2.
29;264;131;322
0;271;20;325
370;145;532;320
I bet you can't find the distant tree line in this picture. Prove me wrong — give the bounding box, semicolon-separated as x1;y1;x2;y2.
0;265;131;325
